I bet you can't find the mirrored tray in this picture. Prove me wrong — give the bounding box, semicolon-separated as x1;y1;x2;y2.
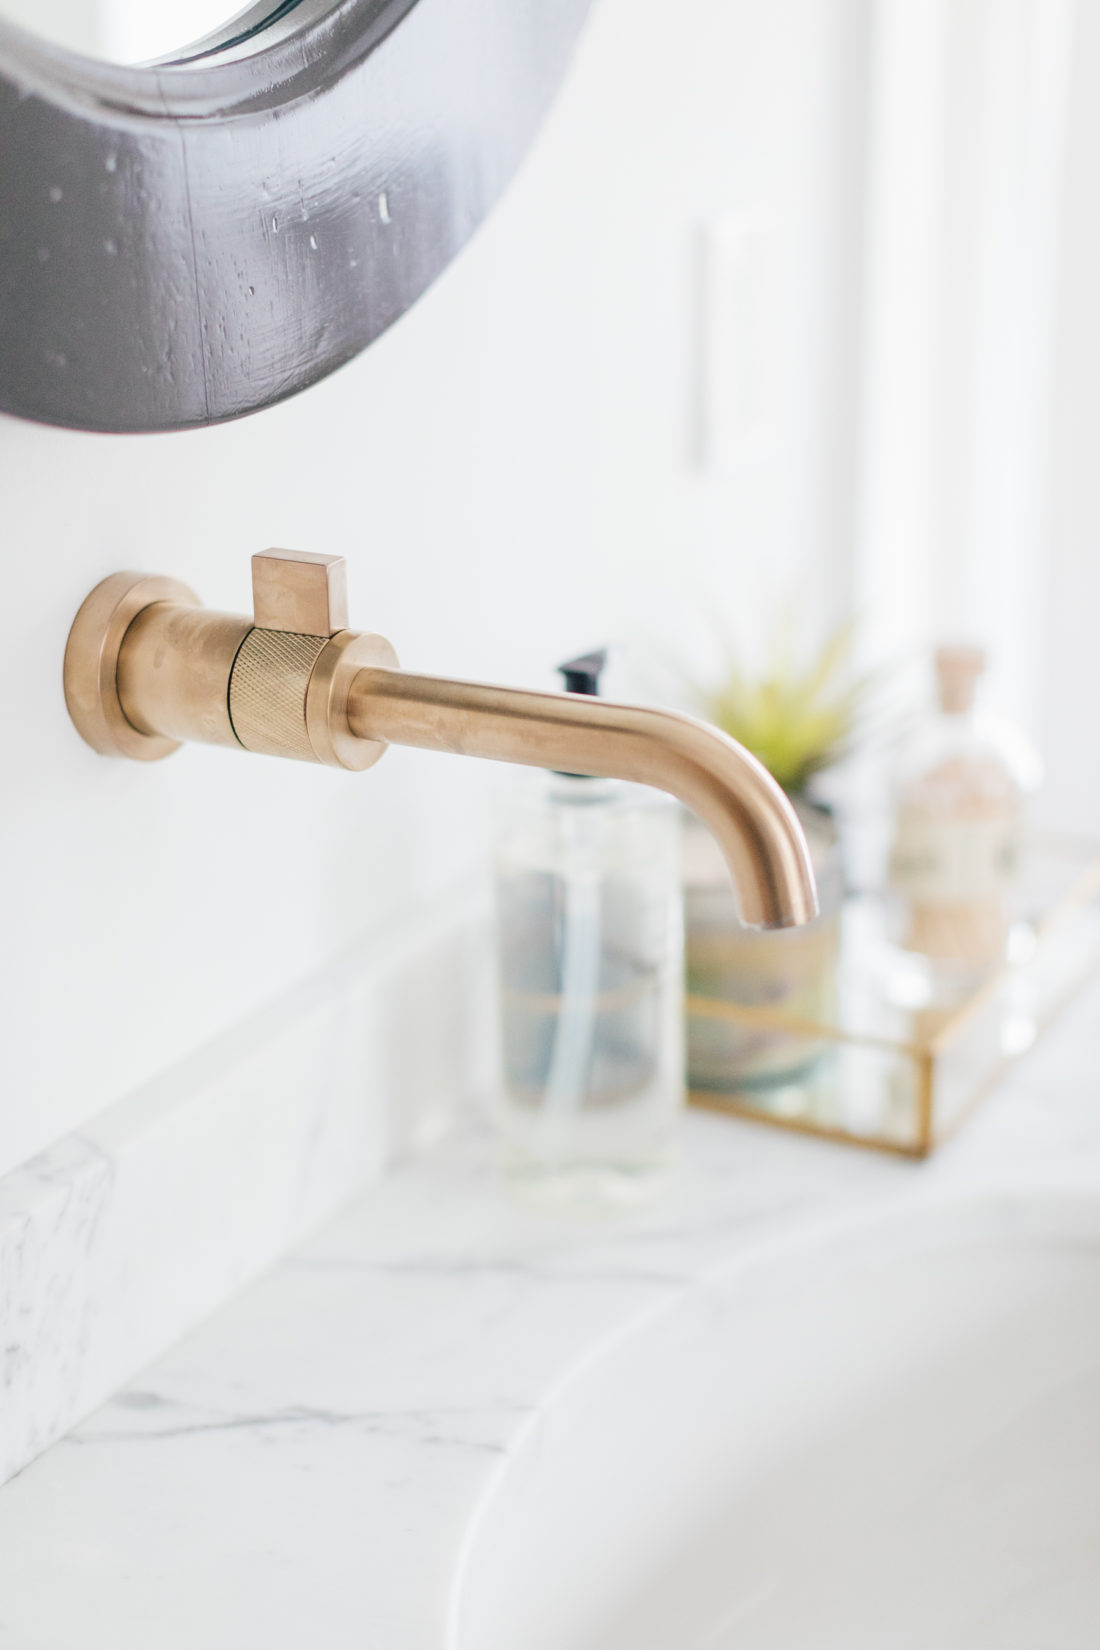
686;834;1100;1157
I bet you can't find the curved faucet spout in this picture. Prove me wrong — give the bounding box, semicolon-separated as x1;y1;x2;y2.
347;668;818;929
62;559;819;930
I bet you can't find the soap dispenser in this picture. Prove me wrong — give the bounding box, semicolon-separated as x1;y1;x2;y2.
492;650;684;1199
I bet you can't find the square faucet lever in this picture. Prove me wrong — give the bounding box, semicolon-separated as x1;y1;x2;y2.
251;549;348;637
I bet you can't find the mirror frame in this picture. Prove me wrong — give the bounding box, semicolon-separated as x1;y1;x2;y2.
0;0;590;432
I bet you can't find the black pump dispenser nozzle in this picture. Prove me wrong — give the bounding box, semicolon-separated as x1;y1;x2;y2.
557;648;607;697
553;648;608;780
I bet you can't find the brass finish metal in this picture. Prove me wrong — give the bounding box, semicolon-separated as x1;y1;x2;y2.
688;1089;930;1160
347;669;817;929
251;549;348;637
304;630;399;771
118;602;251;750
63;557;819;930
64;572;200;761
229;629;330;761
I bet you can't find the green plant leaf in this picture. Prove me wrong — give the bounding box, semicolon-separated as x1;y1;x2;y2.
701;612;880;792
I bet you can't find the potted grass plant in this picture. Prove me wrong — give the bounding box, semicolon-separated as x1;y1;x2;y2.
683;617;874;1095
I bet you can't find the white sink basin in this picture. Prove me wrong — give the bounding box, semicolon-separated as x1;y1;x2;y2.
454;1192;1100;1649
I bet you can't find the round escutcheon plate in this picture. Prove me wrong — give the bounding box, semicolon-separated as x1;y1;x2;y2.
63;572;200;760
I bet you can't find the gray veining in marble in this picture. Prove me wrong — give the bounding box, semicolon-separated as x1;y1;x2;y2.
0;980;1097;1648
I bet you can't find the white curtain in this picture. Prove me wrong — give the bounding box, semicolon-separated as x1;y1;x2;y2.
852;0;1077;774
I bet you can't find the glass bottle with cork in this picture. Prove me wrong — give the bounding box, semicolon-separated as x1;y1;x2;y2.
887;645;1037;1002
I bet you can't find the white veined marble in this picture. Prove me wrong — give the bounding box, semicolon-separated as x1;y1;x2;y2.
0;891;491;1488
0;980;1097;1647
459;1190;1100;1649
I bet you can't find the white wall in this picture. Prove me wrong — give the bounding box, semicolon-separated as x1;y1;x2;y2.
1;0;229;59
1;0;99;54
0;0;863;1179
854;0;1077;741
1043;0;1100;836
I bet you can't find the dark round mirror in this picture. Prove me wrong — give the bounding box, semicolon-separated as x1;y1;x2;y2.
0;0;590;431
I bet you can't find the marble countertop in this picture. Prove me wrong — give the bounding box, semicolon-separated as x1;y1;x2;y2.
2;983;1099;1650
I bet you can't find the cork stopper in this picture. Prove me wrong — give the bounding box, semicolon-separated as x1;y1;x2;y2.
935;644;985;715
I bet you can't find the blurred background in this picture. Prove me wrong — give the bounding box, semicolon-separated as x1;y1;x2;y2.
3;0;1097;1168
10;0;1095;821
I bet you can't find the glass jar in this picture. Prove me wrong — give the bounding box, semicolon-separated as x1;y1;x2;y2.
493;775;683;1200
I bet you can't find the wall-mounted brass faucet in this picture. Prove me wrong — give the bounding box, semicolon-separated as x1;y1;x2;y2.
64;552;818;929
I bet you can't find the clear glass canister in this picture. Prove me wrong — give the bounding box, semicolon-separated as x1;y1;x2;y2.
886;645;1041;1005
493;774;683;1200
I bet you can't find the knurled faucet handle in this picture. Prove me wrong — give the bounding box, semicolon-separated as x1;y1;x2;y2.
251;548;348;636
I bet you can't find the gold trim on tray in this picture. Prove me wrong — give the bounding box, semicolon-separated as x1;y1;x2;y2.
686;835;1100;1158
